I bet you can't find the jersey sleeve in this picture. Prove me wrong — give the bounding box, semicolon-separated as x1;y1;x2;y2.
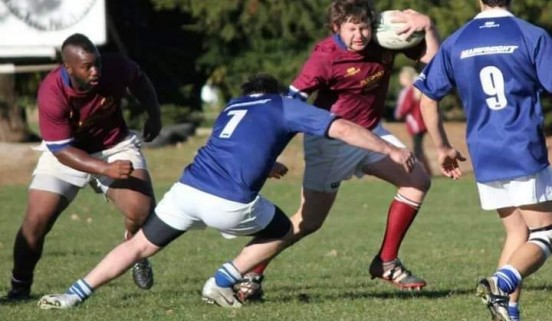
534;31;552;93
37;80;74;152
124;58;144;88
289;47;333;100
413;41;455;101
281;97;337;137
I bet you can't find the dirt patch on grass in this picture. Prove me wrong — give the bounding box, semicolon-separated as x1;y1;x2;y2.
0;122;546;186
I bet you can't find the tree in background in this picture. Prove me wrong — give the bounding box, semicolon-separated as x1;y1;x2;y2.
3;0;552;141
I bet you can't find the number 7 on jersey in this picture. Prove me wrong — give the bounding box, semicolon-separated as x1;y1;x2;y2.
219;110;248;138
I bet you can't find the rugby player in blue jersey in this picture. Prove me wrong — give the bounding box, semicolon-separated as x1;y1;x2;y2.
37;74;416;309
414;1;552;320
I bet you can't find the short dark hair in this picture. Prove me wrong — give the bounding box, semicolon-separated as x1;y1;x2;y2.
481;0;511;7
61;33;96;53
240;74;283;96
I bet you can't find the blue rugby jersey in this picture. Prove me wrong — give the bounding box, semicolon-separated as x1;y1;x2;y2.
180;94;336;203
415;9;552;182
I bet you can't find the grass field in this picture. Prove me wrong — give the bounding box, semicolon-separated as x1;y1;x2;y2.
1;136;551;321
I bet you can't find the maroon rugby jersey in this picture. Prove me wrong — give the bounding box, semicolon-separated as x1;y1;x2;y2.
291;34;424;129
38;54;142;153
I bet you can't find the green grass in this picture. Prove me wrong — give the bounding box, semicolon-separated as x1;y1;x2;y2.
1;159;552;320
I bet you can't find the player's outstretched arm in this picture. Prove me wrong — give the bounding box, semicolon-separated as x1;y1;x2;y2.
327;119;415;173
128;72;162;142
54;146;134;179
419;94;465;179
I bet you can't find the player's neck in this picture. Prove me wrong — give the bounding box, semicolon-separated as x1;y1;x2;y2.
480;5;509;12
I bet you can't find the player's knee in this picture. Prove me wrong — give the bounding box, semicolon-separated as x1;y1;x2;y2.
294;217;324;238
528;225;552;260
21;210;59;241
253;206;292;240
417;169;432;193
123;202;153;226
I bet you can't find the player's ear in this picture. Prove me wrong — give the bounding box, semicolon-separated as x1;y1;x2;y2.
332;23;340;33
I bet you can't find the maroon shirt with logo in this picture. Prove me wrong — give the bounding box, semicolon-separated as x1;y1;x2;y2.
38;54;142;153
291;34;424;130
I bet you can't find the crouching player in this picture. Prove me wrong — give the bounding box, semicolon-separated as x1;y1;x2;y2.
37;74;416;309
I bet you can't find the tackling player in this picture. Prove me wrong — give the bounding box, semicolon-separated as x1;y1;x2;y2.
236;0;440;299
415;1;552;320
37;74;416;309
5;33;160;301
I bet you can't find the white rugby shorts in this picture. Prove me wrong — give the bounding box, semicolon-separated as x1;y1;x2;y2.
303;123;405;192
30;133;147;198
154;182;276;236
477;166;552;210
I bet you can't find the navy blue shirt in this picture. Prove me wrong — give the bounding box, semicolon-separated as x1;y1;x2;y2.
180;94;336;203
415;9;552;182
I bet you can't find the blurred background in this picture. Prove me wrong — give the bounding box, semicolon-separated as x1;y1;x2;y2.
1;0;552;145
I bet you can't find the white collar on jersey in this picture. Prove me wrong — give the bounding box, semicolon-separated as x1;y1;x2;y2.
474;8;514;19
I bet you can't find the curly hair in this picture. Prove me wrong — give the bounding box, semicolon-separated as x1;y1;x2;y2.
326;0;377;31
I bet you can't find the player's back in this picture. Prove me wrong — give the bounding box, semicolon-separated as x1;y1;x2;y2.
444;10;552;181
449;12;546;119
180;94;295;203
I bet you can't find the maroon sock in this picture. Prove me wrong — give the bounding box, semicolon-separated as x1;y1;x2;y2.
378;194;420;262
249;261;268;275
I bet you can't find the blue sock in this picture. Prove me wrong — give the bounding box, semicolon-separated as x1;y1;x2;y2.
66;279;94;302
214;262;242;288
508;302;520;321
493;265;521;294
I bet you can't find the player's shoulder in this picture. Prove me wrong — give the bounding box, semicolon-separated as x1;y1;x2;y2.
100;52;135;68
38;65;64;95
311;35;344;57
509;16;549;38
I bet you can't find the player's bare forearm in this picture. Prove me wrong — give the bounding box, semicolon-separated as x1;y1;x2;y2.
328;119;394;155
328;119;415;172
420;95;450;149
128;73;162;141
54;146;133;179
419;24;440;64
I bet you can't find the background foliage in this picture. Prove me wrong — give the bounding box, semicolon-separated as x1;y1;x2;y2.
8;0;552;133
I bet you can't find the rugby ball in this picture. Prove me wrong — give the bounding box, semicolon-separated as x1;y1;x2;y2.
373;10;425;50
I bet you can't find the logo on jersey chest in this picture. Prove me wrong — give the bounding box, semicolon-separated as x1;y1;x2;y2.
69;95;117;131
345;67;361;77
360;70;385;90
479;21;500;29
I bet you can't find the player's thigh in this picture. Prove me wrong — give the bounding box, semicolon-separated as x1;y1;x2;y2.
519;201;552;228
97;136;155;218
361;126;430;194
24;174;80;232
104;169;155;219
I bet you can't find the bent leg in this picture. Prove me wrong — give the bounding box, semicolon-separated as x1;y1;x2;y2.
83;230;162;289
247;188;337;277
10;175;78;299
363;158;431;261
507;202;552;277
105;169;155;235
497;207;527;306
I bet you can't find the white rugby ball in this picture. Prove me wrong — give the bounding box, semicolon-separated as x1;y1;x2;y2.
373;10;425;50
